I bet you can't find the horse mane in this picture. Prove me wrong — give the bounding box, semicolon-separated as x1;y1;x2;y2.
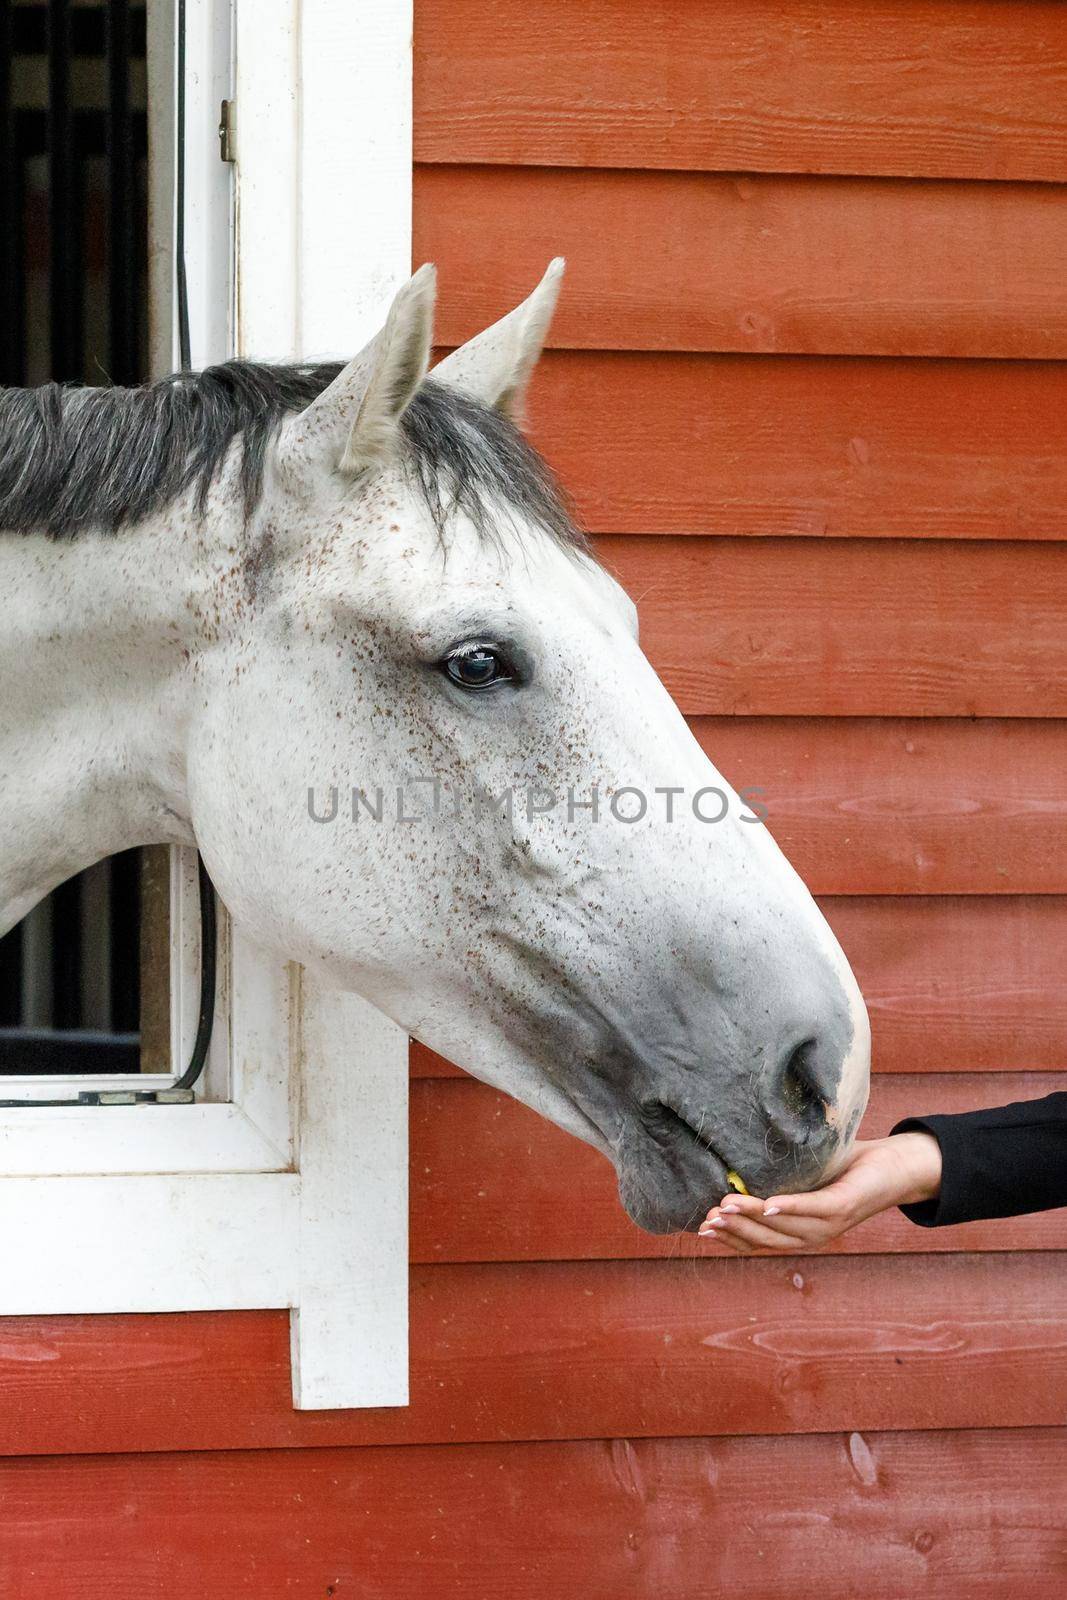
0;361;585;550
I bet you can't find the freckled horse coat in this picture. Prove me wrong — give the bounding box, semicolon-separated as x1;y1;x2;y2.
0;262;867;1231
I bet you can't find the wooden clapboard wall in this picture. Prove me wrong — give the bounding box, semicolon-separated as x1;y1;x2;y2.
2;4;1065;1595
403;8;1067;1592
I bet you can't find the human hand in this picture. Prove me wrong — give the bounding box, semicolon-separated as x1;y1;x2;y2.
697;1132;943;1254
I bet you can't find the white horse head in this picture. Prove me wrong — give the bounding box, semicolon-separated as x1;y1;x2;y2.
0;262;869;1232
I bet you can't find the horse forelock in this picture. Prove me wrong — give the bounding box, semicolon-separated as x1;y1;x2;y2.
0;363;586;554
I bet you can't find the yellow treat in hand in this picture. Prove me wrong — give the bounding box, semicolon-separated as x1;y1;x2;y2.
726;1170;748;1195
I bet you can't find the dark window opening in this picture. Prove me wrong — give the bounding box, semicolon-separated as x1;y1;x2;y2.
1;2;154;1075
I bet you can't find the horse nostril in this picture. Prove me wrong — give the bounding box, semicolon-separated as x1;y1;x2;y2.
779;1038;828;1125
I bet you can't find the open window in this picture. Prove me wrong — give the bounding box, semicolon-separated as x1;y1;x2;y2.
0;0;413;1411
0;3;156;1088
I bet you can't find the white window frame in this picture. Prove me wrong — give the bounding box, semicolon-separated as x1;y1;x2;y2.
0;0;413;1412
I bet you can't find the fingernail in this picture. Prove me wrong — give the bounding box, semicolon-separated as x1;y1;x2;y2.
763;1205;781;1217
705;1217;726;1228
720;1203;741;1214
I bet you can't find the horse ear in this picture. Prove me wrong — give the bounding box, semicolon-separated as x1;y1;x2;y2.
432;258;563;423
284;264;436;480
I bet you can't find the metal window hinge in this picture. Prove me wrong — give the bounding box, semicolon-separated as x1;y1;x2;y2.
91;1088;197;1106
219;99;237;163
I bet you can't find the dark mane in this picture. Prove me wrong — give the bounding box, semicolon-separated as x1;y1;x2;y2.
0;361;585;550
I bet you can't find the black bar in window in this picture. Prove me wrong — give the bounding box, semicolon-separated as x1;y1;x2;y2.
106;0;138;384
18;107;148;163
0;0;25;385
50;874;83;1030
14;8;148;60
109;848;142;1033
0;924;23;1030
47;0;84;381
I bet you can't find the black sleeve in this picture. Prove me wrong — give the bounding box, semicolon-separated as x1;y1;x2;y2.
890;1092;1067;1227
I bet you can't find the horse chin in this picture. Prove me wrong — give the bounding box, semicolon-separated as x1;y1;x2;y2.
617;1181;708;1236
615;1163;719;1236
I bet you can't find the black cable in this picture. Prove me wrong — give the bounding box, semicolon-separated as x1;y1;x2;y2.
171;0;217;1095
174;0;191;373
173;857;216;1092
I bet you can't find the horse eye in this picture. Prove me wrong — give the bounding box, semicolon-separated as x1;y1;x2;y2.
442;645;514;690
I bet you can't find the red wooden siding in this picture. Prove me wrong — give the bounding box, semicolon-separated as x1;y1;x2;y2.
417;166;1067;359
520;353;1067;541
1;1251;1064;1458
688;719;1067;895
597;536;1067;717
3;1431;1064;1600
3;4;1066;1595
415;0;1067;183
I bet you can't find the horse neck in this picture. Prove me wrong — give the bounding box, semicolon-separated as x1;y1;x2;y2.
0;509;208;933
